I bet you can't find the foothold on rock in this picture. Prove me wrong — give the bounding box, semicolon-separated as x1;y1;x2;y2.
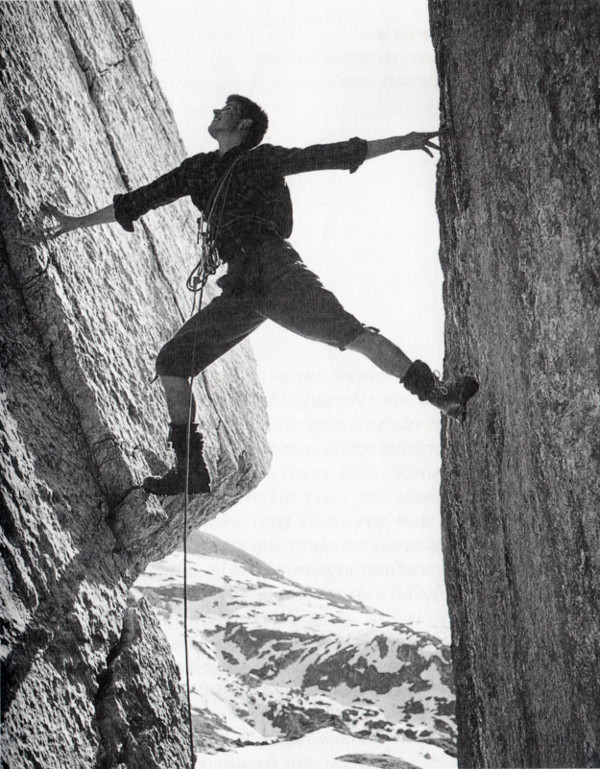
22;108;41;143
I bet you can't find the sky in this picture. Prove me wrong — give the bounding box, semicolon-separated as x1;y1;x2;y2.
133;0;448;639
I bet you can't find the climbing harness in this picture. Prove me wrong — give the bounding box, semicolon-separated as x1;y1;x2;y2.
179;151;247;769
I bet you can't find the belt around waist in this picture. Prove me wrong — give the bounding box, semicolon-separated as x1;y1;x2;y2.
217;232;284;261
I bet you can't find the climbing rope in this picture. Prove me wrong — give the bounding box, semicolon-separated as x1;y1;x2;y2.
180;152;246;769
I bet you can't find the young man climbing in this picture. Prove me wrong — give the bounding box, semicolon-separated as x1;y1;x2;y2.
44;94;478;497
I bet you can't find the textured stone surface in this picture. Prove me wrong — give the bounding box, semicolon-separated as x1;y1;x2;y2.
1;255;127;769
0;0;270;505
1;2;270;767
429;2;600;767
95;597;193;769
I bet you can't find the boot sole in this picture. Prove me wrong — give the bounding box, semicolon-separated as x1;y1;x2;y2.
448;377;479;423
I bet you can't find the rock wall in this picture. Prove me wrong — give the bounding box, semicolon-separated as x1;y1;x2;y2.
0;2;270;767
95;597;193;769
429;2;600;767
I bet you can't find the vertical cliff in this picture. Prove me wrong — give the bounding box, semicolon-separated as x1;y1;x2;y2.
0;2;270;767
429;2;600;767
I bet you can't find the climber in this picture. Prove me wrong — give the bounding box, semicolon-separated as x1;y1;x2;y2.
43;94;478;497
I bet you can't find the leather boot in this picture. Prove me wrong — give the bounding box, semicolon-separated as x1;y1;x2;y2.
143;423;211;496
401;360;479;423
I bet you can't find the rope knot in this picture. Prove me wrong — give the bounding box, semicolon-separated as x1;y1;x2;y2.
186;215;221;294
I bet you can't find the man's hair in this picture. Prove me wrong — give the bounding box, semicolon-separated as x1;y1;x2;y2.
227;94;268;148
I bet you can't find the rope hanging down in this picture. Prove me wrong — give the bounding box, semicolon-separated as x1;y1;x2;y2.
180;152;246;769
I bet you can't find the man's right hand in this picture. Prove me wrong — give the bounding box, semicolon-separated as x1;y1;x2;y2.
41;203;82;239
41;202;116;239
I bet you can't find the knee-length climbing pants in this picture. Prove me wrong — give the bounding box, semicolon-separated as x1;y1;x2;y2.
155;235;365;378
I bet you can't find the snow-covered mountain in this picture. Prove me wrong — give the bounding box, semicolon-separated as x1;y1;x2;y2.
133;532;456;758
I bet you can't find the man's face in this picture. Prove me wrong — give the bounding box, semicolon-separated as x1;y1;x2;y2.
208;101;244;140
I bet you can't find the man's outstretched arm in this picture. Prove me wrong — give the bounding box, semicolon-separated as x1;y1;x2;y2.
366;132;440;160
42;155;199;238
42;202;116;239
259;131;440;178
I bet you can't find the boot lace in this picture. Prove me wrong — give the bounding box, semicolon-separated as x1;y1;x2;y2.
432;370;449;396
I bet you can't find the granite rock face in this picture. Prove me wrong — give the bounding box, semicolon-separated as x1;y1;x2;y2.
429;3;600;767
1;2;270;767
95;597;193;769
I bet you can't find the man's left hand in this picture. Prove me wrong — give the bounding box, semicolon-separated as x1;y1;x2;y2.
398;132;440;157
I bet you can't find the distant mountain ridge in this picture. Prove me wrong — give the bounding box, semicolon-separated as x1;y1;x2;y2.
134;532;456;757
186;531;384;614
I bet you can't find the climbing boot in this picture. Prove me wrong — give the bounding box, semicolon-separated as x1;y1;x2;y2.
143;423;211;496
401;360;479;423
